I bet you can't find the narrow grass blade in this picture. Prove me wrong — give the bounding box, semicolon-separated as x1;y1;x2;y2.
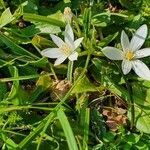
18;112;55;149
0;133;18;149
57;108;78;150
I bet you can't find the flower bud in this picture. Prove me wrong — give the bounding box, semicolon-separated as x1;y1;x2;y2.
63;7;73;23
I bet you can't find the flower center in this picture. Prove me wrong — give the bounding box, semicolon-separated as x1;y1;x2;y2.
60;43;71;56
125;51;134;60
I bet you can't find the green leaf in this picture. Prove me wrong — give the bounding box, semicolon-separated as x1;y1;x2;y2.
72;68;97;93
103;132;116;142
119;0;142;10
91;109;106;139
29;71;53;103
13;1;28;19
0;8;14;28
83;8;92;37
23;0;38;13
128;105;150;133
135;141;150;150
6;66;28;105
92;13;110;27
23;13;65;27
92;58;130;100
124;133;141;144
36;71;53;90
0;33;39;59
57;108;78;150
35;22;61;34
98;32;118;47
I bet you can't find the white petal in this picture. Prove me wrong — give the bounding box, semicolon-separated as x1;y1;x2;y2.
64;24;75;49
68;52;78;61
122;60;132;75
135;48;150;59
102;47;123;60
132;60;150;80
65;23;74;41
130;24;148;51
65;33;75;49
74;37;84;49
121;30;130;51
50;34;64;47
41;48;62;58
54;55;67;66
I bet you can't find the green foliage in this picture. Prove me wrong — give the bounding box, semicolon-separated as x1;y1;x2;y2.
119;0;143;11
0;8;14;28
57;108;78;150
0;0;150;150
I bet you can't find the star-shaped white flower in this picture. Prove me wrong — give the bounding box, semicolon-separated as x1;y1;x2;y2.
41;24;83;66
102;24;150;80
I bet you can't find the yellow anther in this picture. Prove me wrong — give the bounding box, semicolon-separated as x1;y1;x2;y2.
60;43;71;55
125;51;134;60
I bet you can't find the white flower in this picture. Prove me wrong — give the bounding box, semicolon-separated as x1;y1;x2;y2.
41;24;83;66
102;24;150;80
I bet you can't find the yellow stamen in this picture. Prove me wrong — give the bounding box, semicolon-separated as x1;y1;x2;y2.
60;43;71;55
125;51;134;60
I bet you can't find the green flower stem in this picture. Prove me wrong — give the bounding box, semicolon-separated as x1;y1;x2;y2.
114;61;135;130
119;69;135;130
124;78;135;130
79;51;103;57
67;60;74;83
84;53;91;70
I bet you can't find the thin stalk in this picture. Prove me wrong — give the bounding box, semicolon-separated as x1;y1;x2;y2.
0;106;53;113
79;51;103;57
113;61;135;130
67;61;74;83
2;130;26;137
124;77;135;130
32;44;42;55
56;54;90;109
49;63;58;80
